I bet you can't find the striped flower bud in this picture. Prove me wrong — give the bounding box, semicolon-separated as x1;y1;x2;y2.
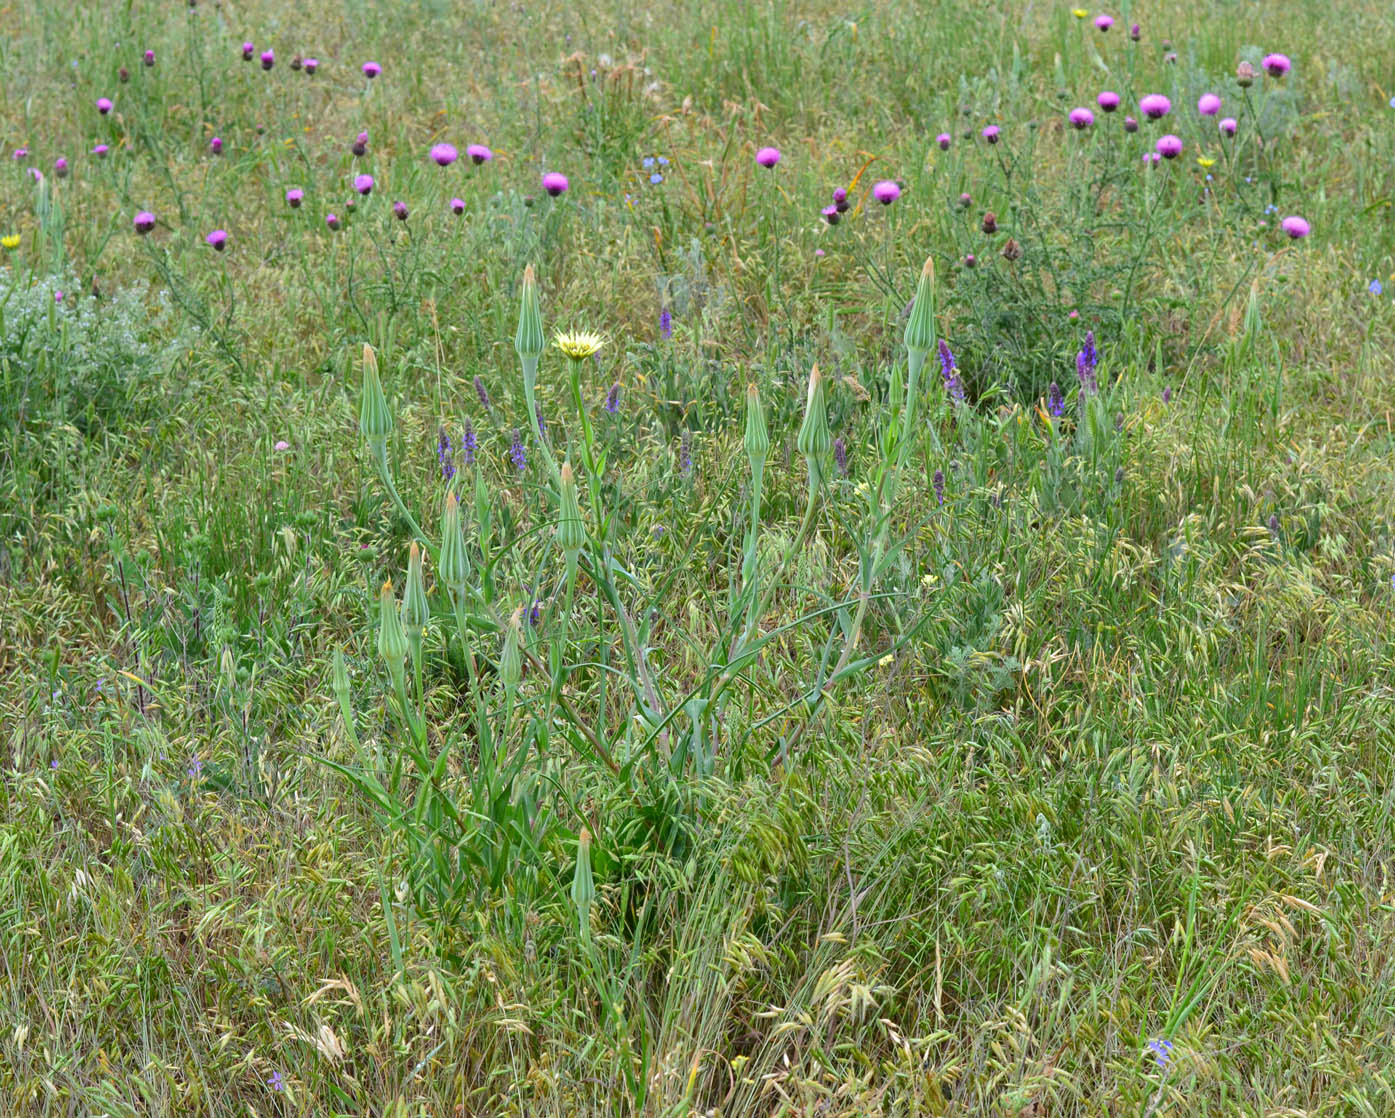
358;343;393;448
514;265;545;364
376;580;408;679
903;255;937;355
795;365;832;493
571;827;595;938
743;383;770;474
438;492;470;591
557;462;586;565
500;608;524;693
402;542;429;642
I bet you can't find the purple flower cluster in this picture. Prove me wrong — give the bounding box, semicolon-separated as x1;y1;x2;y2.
938;339;966;401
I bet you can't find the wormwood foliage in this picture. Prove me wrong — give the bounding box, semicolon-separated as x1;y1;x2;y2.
2;0;1395;1115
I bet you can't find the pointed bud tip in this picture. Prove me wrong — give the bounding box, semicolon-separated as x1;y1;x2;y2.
747;382;760;398
579;827;592;845
560;461;574;483
921;255;934;278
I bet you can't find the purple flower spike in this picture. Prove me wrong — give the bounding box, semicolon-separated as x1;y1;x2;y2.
467;143;492;164
1156;134;1183;159
660;307;672;338
430;143;458;166
1069;107;1095;129
982;124;1001;143
206;229;227;251
97;97;113;114
260;49;274;70
872;180;901;204
833;437;847;476
755;146;781;168
604;383;620;414
937;132;951;149
1047;382;1065;417
1197;93;1221;116
285;187;304;207
450;197;465;214
354;173;374;195
933;469;945;505
1280;215;1310;239
362;61;382;79
1262;53;1291;77
1097;90;1120;112
1140;94;1171;120
541;171;568;196
134;210;156;234
509;429;527;472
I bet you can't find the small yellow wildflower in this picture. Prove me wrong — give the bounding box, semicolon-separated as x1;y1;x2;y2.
553;330;605;361
1071;8;1089;18
1;234;19;250
1197;156;1216;169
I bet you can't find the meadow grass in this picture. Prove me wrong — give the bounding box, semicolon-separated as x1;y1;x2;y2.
2;0;1395;1114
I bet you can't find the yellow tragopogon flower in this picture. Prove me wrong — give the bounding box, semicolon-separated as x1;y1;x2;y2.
1;234;19;250
1071;8;1089;18
553;330;606;361
1197;156;1217;169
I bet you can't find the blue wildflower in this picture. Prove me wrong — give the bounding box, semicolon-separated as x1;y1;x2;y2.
1370;279;1384;296
510;429;527;473
1146;1038;1173;1069
650;172;663;184
604;383;620;414
461;419;477;466
474;375;492;413
267;1070;284;1092
1047;382;1065;417
642;156;655;168
932;468;945;505
660;307;672;339
938;339;966;401
438;429;455;482
657;155;669;165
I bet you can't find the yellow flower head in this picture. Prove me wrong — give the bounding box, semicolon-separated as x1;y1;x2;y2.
553;330;605;361
1197;156;1216;169
1071;8;1089;18
0;234;19;250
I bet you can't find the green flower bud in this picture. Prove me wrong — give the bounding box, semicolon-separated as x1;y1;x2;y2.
570;827;595;939
514;265;545;364
358;343;394;447
795;365;832;492
438;492;470;592
500;608;524;693
376;580;408;678
743;383;770;473
557;462;586;563
903;255;937;355
331;647;351;702
402;542;429;640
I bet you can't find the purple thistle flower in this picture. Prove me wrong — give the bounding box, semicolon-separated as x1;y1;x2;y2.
822;204;841;225
352;132;368;156
833;436;847;476
209;136;223;154
1047;381;1065;417
933;469;945;505
461;419;477;466
430;143;458;166
467;143;492;164
12;147;27;160
304;58;319;74
92;143;108;157
285;187;303;207
1097;90;1120;112
353;173;374;195
205;229;227;251
54;157;69;178
541;171;569;196
450;197;465;215
1069;107;1095;129
832;185;849;212
1262;53;1291;77
242;41;255;61
937;133;951;150
438;429;455;482
938;339;966;401
134;210;156;234
143;49;155;67
604;383;620;414
660;306;672;339
393;200;409;221
474;375;492;413
509;429;527;473
1140;93;1171;120
680;430;693;476
325;212;340;230
982;124;1001;143
97;97;113;114
755;146;781;168
872;179;901;205
362;61;382;79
